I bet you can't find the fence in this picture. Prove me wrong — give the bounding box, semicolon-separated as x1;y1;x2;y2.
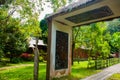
95;58;120;69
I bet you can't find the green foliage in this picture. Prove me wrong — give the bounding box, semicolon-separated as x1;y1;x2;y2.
11;57;22;63
107;19;120;34
40;19;48;33
39;50;47;61
0;8;28;62
73;18;120;59
110;32;120;52
50;0;67;11
92;22;111;58
106;18;120;53
39;56;44;62
73;22;111;59
111;32;120;48
40;19;48;44
0;0;42;37
0;50;4;61
0;0;13;6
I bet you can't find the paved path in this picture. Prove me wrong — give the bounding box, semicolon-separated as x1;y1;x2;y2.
0;64;33;71
81;63;120;80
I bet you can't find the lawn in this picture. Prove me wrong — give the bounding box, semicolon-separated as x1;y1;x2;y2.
0;62;46;80
0;61;33;68
107;73;120;80
53;61;100;80
0;61;100;80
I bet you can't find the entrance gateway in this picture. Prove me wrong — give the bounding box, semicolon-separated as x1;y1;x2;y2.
46;0;120;79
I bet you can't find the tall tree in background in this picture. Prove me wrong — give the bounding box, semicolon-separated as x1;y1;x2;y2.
110;32;120;58
73;22;111;60
0;0;41;80
50;0;67;11
0;7;28;62
90;22;111;59
107;19;120;35
107;19;120;53
40;18;48;44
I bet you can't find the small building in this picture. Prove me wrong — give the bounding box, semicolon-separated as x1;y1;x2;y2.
27;37;47;54
74;48;89;59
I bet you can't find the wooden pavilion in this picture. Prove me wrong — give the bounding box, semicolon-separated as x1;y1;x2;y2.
46;0;120;79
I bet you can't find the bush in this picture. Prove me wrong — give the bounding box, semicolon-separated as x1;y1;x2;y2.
39;56;44;62
0;50;4;61
0;61;7;66
20;53;34;61
11;57;22;63
39;50;47;61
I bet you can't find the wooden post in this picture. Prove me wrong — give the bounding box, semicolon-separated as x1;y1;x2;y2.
46;18;52;80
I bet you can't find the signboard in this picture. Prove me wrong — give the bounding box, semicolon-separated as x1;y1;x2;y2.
55;31;68;70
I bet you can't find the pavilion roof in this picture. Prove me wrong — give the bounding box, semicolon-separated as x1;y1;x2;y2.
47;0;101;19
47;0;120;26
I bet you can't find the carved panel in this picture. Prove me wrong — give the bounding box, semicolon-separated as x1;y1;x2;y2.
55;31;68;70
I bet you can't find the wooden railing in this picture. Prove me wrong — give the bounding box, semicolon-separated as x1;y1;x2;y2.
95;58;120;69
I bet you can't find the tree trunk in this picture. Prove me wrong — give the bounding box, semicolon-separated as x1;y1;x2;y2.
33;38;39;80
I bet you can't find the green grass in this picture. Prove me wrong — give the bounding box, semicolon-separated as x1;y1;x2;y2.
53;61;100;80
0;61;33;68
0;62;46;80
72;61;99;78
0;62;19;68
0;61;100;80
107;73;120;80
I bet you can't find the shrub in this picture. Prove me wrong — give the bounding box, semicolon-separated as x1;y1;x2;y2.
11;57;22;63
0;50;4;61
39;50;47;61
20;53;34;61
0;61;7;66
39;56;44;62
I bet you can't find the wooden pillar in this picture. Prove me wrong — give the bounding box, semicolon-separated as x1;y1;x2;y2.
46;18;52;80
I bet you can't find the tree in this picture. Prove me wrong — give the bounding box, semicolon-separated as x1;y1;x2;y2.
106;18;120;53
72;22;112;68
0;9;28;62
110;32;120;57
40;18;48;44
90;22;111;59
0;1;41;80
72;25;91;64
73;22;111;59
49;0;74;11
107;19;120;35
